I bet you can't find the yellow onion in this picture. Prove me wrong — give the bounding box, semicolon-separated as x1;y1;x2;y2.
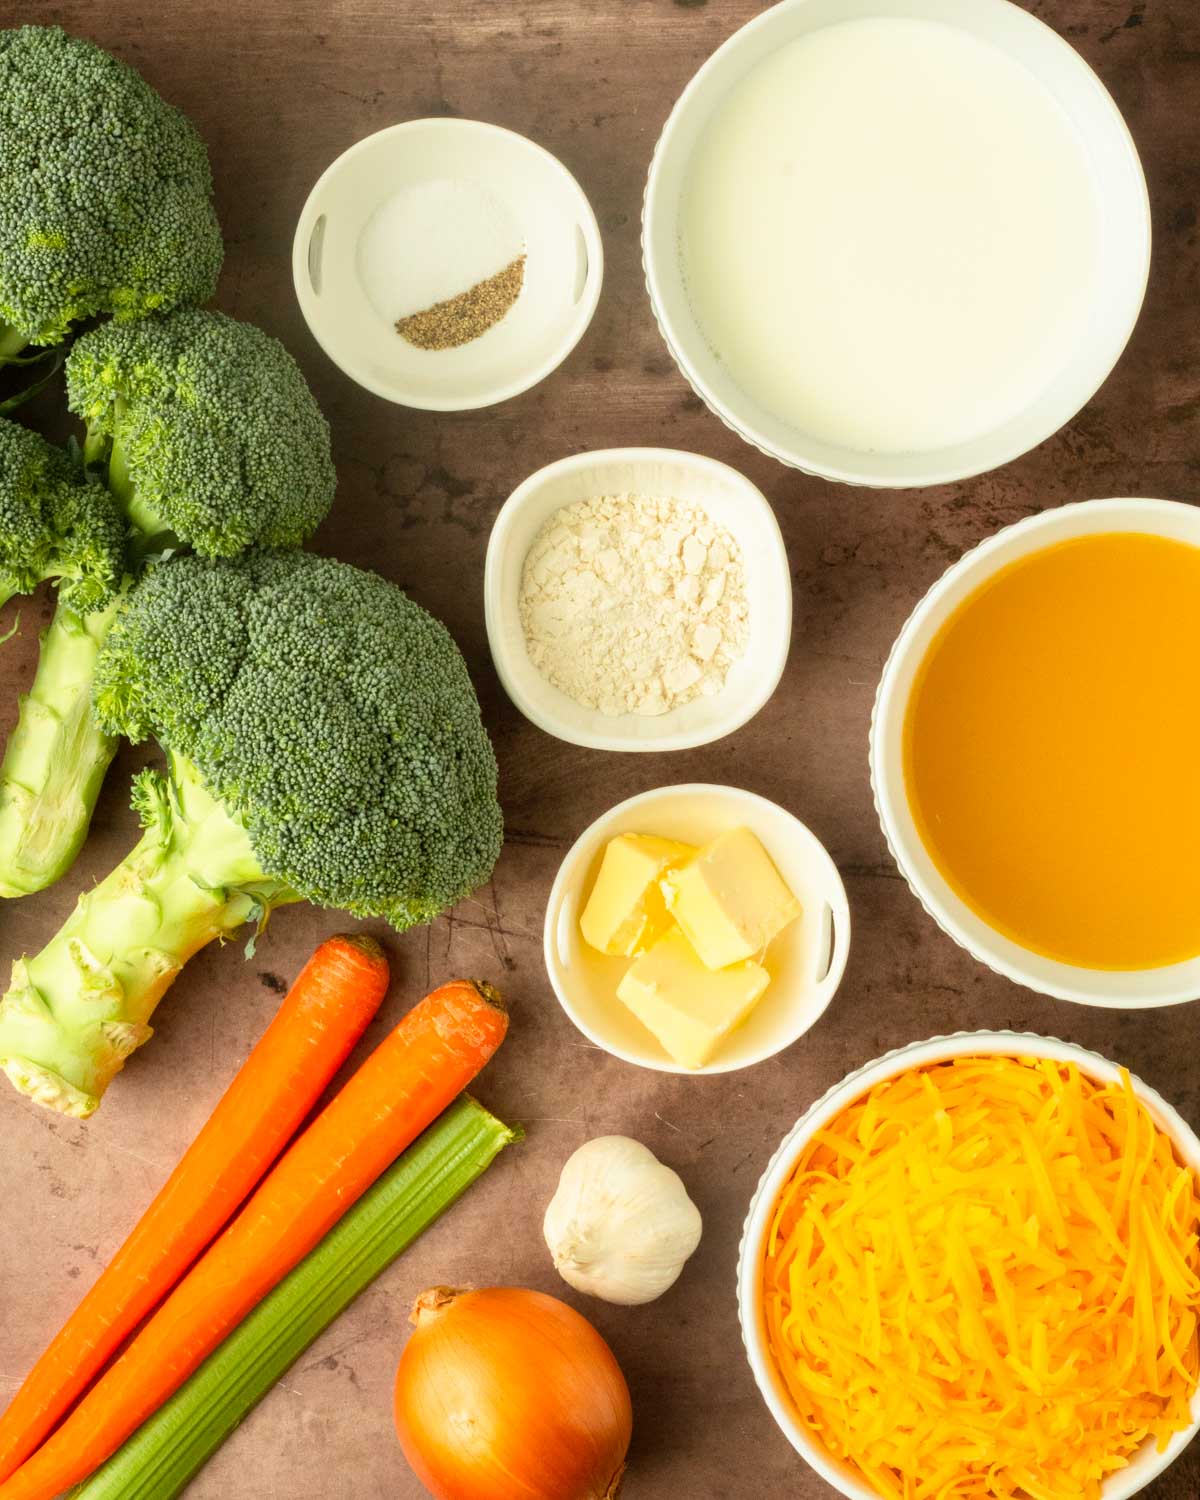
394;1285;633;1500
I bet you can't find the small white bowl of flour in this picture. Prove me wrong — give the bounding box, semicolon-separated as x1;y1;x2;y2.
485;448;791;750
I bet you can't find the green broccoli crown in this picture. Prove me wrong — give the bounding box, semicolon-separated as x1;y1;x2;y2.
94;549;504;928
0;26;223;346
65;309;336;555
0;417;126;611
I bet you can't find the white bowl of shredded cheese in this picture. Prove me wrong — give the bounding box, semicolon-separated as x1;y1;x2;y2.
484;447;791;750
738;1031;1200;1500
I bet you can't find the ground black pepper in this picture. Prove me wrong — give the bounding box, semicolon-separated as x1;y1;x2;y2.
395;254;526;350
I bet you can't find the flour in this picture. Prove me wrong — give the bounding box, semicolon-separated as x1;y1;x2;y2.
518;493;750;717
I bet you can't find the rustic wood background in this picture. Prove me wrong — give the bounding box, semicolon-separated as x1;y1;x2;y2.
2;1;1198;1496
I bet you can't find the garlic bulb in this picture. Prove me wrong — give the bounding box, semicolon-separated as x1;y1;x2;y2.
543;1135;702;1305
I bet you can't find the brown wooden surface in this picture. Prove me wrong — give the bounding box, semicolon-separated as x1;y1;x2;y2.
2;2;1199;1496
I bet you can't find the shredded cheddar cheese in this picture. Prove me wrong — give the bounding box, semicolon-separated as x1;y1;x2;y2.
762;1056;1200;1500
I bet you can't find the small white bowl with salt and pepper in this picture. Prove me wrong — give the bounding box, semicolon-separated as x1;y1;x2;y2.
293;118;603;410
484;448;792;751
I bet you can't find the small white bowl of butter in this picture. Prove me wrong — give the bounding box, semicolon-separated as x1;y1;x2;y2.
643;0;1150;487
544;784;850;1074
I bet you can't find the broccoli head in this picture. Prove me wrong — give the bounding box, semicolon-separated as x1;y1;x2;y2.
0;548;504;1115
66;309;336;555
0;26;223;354
96;548;502;923
0;416;125;613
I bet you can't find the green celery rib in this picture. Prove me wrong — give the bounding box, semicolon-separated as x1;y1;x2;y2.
68;1095;520;1500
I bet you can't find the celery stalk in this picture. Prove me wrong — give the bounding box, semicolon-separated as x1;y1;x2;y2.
68;1095;519;1500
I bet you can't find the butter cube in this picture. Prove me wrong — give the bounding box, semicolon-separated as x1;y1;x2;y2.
579;833;697;957
665;826;801;970
616;927;769;1069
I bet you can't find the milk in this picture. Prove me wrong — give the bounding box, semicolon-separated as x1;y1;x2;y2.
679;18;1101;455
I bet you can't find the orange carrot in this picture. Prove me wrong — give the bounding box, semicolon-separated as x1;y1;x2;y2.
0;978;508;1500
0;933;389;1485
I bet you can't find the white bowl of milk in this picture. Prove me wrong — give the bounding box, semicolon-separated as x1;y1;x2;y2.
643;0;1150;488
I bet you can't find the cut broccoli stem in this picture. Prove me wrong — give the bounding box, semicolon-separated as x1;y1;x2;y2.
106;432;132;504
0;322;30;363
107;432;175;548
81;421;110;471
0;753;300;1117
84;425;177;555
0;599;121;897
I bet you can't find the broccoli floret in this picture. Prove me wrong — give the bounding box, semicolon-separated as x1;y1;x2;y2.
96;549;502;922
66;309;336;555
0;310;336;901
0;417;125;613
0;549;503;1115
0;26;223;354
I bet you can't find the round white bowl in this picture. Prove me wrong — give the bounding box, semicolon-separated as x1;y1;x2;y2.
544;784;850;1074
642;0;1150;488
871;496;1200;1007
738;1030;1200;1500
293;118;603;411
485;447;792;751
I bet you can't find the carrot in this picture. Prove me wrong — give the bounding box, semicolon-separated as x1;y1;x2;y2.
0;978;508;1500
68;1098;521;1500
0;933;389;1485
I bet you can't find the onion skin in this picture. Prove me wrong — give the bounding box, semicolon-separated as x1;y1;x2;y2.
394;1285;632;1500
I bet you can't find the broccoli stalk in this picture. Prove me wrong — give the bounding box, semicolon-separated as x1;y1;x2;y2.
0;754;298;1116
0;418;126;893
0;601;119;897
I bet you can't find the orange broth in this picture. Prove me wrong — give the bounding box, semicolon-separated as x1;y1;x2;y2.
903;531;1200;970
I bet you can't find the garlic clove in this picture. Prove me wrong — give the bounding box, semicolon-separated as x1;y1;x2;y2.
543;1136;702;1306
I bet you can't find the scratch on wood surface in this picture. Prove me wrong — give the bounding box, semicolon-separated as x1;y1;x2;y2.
299;1331;369;1373
449;882;518;972
522;1105;582;1124
87;1132;170;1174
502;827;570;850
446;902;538;944
441;901;455;962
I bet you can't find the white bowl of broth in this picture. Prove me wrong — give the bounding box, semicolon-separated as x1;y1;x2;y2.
871;498;1200;1006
